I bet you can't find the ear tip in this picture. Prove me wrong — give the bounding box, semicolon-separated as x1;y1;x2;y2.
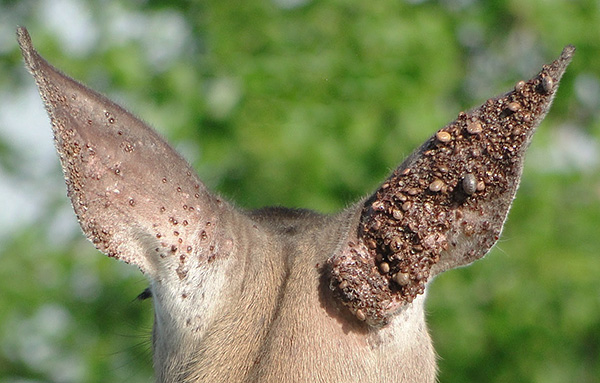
16;26;39;72
558;44;575;68
547;44;575;83
559;44;575;72
16;26;29;41
562;44;576;58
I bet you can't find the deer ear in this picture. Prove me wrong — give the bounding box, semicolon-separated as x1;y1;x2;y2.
329;45;575;326
17;27;231;277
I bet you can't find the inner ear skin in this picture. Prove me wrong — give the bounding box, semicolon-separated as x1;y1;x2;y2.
328;46;575;326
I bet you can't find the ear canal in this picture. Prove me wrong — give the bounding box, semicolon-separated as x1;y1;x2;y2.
17;27;232;276
329;45;575;326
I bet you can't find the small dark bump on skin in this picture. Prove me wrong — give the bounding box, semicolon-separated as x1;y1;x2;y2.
507;101;521;112
462;174;477;195
393;272;410;286
429;179;444;192
476;180;485;192
466;120;483;135
542;75;554;93
369;220;381;231
355;309;366;322
435;131;451;143
122;142;134;152
379;262;390;274
515;80;526;92
367;239;377;249
371;200;385;211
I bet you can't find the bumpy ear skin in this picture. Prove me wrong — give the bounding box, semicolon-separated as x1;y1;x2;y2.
17;27;229;277
330;46;575;326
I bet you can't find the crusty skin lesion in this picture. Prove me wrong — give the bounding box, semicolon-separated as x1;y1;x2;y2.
328;46;575;326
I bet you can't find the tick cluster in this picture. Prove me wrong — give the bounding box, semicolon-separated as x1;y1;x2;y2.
329;50;571;326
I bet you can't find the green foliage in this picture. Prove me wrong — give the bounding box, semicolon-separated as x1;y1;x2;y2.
1;0;598;382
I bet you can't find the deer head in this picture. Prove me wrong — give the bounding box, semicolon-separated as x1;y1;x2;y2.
17;26;573;382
